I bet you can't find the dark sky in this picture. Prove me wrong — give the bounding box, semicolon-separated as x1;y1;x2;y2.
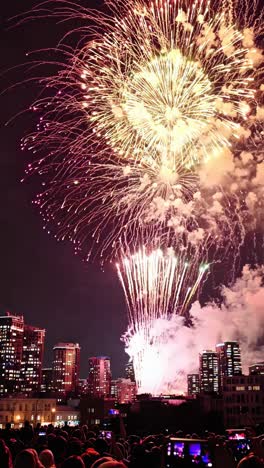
0;0;128;378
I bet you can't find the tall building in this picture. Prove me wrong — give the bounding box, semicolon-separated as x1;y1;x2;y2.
249;362;264;375
78;378;88;396
125;361;135;382
52;343;80;397
21;325;45;395
216;341;242;390
111;378;136;404
88;356;111;398
0;313;24;396
187;374;200;396
41;368;53;395
199;350;219;393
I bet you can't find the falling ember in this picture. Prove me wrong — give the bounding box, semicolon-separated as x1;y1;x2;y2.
117;247;209;394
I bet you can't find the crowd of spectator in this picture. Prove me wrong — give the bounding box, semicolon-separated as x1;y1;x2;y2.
0;421;264;468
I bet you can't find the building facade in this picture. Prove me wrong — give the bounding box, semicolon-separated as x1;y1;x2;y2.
54;405;80;427
199;350;219;393
223;374;264;428
0;313;24;396
78;379;88;396
21;325;45;395
187;374;200;396
80;396;116;426
125;361;135;382
88;357;111;397
52;343;80;398
41;368;53;395
111;378;137;404
249;362;264;375
216;341;242;390
0;398;57;428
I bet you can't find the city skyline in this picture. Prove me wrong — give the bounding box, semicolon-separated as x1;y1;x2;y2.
0;310;263;399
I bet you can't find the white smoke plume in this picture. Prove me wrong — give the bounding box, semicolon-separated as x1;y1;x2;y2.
127;266;264;394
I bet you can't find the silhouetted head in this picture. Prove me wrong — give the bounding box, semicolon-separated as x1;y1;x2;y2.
14;448;43;468
238;455;264;468
0;439;13;468
61;455;85;468
39;449;56;468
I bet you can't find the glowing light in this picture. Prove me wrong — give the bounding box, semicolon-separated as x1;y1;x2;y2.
117;247;208;394
78;0;257;171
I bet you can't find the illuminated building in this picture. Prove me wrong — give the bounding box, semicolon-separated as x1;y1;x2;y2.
199;350;219;394
52;343;80;397
55;405;80;426
110;380;118;401
249;362;264;375
187;374;200;396
223;374;264;427
111;378;137;404
87;356;111;398
0;397;79;428
0;397;56;428
21;325;45;395
125;361;135;382
41;368;53;395
216;341;242;390
78;378;88;396
0;313;24;396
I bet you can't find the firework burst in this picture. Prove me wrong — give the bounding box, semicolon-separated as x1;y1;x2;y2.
117;247;209;393
82;0;256;170
21;0;264;262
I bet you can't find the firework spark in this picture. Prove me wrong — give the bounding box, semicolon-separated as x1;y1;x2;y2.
21;0;264;262
83;0;256;170
117;247;209;393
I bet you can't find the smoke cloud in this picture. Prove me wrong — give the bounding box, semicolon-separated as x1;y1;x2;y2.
128;266;264;394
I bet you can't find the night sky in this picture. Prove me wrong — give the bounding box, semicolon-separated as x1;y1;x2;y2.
0;0;128;378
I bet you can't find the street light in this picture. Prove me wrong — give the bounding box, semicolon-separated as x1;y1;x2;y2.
51;407;56;424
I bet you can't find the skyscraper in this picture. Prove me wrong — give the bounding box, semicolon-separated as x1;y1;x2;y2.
52;343;80;397
0;313;24;396
187;374;200;396
125;361;135;382
111;378;136;403
216;341;242;390
41;368;53;395
21;325;45;395
88;356;111;397
199;350;219;393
